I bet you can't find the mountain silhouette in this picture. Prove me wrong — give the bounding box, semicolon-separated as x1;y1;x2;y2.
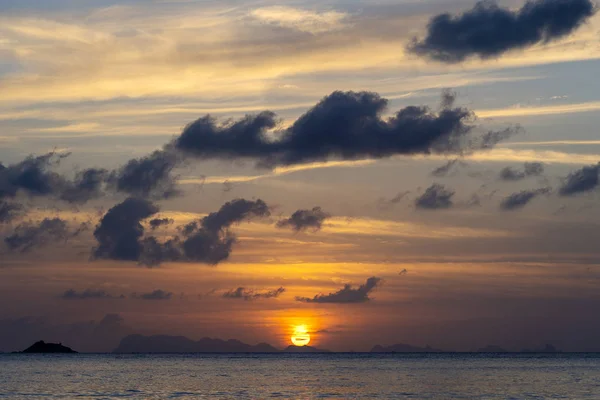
283;345;330;353
113;334;280;353
370;343;443;353
21;340;77;353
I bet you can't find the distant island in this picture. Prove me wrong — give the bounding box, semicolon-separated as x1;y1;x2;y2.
283;345;330;353
21;341;77;354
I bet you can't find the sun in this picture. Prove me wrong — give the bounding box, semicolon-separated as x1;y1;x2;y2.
291;325;311;346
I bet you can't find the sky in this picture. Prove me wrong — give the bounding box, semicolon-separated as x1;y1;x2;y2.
1;0;600;353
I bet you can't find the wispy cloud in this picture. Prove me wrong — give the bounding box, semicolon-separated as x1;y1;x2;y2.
464;148;600;165
250;6;348;34
180;160;375;185
477;101;600;119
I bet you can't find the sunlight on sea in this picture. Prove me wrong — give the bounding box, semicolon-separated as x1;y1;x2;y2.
1;354;600;399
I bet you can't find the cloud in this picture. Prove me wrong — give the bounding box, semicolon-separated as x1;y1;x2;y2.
431;159;468;177
0;150;178;205
149;218;173;230
93;198;160;262
389;191;411;205
314;329;343;335
222;287;285;301
60;168;108;204
408;0;596;63
0;152;67;200
175;91;516;168
249;6;348;34
415;184;455;210
174;112;278;163
499;162;545;181
61;289;122;300
132;289;173;300
201;198;270;232
0;201;22;223
166;198;271;266
222;181;234;192
276;207;331;232
4;217;80;253
107;149;180;200
93;197;271;267
500;188;552;210
559;163;600;196
295;276;381;304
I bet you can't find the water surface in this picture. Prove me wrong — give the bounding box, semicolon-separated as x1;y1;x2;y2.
1;353;599;399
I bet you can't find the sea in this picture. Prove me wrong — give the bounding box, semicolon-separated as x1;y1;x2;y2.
1;353;599;399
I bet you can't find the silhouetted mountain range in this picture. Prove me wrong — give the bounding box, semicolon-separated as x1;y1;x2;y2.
21;341;77;353
109;334;564;354
113;334;281;353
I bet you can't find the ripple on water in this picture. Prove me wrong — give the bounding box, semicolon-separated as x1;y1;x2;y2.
1;354;600;399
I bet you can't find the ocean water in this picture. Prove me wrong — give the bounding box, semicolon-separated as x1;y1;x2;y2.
1;353;599;399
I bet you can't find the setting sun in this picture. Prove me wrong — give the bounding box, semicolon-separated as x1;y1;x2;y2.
291;325;311;347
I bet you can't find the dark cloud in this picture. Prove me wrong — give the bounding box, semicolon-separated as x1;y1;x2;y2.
175;91;516;167
60;168;108;204
500;162;544;181
415;184;455;209
175;112;278;161
138;236;182;267
61;288;123;300
201;198;270;232
295;277;381;304
171;198;271;266
399;269;408;275
107;149;180;200
477;128;518;149
431;159;468;177
276;207;331;232
1;90;516;210
149;218;174;230
177;229;234;266
389;191;411;204
93;198;270;267
0;201;22;223
0;153;66;200
1;150;179;205
315;329;343;335
222;287;285;301
133;289;173;300
408;0;596;63
4;217;78;253
377;191;411;211
500;187;552;210
559;163;600;196
93;198;159;262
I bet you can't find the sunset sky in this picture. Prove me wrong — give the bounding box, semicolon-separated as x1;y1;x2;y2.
1;0;600;353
